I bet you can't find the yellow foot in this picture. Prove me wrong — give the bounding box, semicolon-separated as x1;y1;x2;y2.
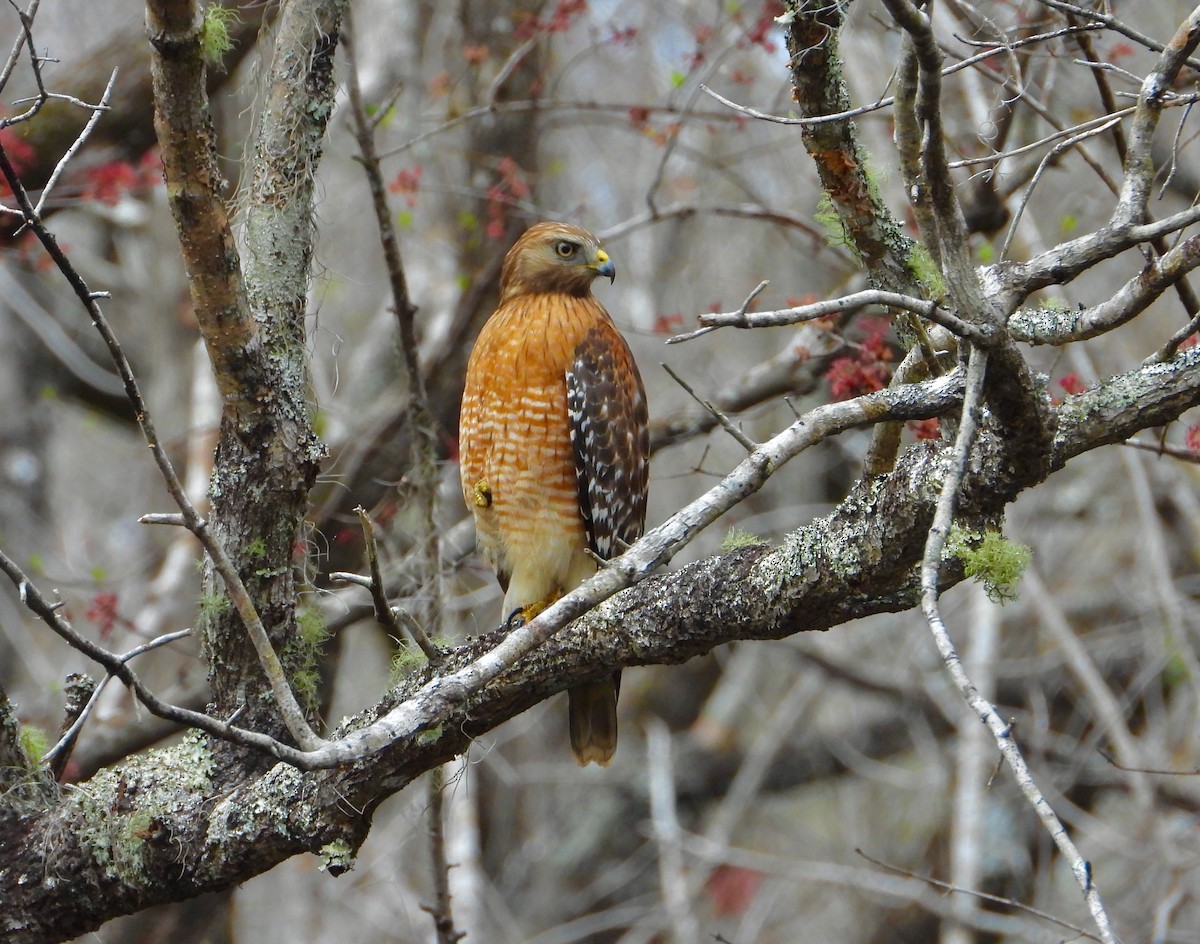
472;479;492;508
501;594;561;631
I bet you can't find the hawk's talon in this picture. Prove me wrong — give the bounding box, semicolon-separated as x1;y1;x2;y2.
502;606;527;631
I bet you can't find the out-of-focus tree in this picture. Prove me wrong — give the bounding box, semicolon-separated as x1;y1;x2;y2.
2;2;1200;943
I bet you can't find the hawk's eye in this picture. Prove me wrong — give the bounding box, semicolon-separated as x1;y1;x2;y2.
555;241;577;259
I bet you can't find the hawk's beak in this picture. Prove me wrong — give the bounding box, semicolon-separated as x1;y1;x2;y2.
593;249;616;284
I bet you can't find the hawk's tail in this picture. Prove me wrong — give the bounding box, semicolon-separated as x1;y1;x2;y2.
568;672;621;766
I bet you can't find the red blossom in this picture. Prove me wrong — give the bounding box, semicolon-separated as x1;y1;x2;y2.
826;356;888;399
653;312;686;334
462;43;489;64
704;865;764;917
515;0;587;39
0;128;36;175
481;157;531;240
388;165;424;207
825;318;896;400
608;26;638;45
82;160;141;205
86;591;124;641
1058;373;1086;396
1180;333;1199;350
137;148;164;187
547;0;587;32
1186;423;1200;455
428;70;453;99
1107;42;1135;62
909;417;941;441
858;316;891;361
0;128;37;200
740;1;786;52
496;156;530;199
628;106;651;128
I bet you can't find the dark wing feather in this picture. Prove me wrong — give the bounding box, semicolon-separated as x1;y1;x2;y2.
567;321;650;560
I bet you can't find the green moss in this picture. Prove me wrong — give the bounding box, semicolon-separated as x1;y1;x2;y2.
198;590;229;618
286;607;330;710
907;242;946;297
19;724;50;764
722;526;767;551
946;526;1032;604
200;4;240;66
815;191;854;253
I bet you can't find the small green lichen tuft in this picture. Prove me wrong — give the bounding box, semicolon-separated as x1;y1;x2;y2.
200;4;240;66
722;526;767;552
19;724;50;764
317;838;355;873
416;724;443;747
287;608;330;709
198;590;229;618
389;644;427;685
946;526;1032;604
815;191;855;255
907;242;946;297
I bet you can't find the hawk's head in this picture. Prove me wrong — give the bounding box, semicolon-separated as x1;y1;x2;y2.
499;221;616;300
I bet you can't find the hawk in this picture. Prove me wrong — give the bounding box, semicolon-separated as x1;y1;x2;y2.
459;222;649;765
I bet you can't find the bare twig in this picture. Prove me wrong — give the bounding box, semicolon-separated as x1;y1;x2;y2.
855;848;1102;942
699;22;1101;128
1113;6;1200;229
650;324;844;452
0;0;46;124
32;68;116;217
918;346;1118;944
598;203;828;246
41;629;192;774
646;722;702;944
1032;0;1200;72
682;289;994;346
668;279;769;344
353;506;441;662
422;765;465;944
661;363;758;453
1000;116;1126;260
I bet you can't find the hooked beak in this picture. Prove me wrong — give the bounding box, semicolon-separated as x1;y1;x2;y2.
593;249;616;284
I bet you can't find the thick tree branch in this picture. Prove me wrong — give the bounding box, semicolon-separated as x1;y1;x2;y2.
1009;232;1200;345
779;0;919;294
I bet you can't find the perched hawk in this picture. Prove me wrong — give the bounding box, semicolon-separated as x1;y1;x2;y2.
459;222;649;765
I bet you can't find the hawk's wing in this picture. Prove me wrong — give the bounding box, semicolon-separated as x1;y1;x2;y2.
566;320;650;560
